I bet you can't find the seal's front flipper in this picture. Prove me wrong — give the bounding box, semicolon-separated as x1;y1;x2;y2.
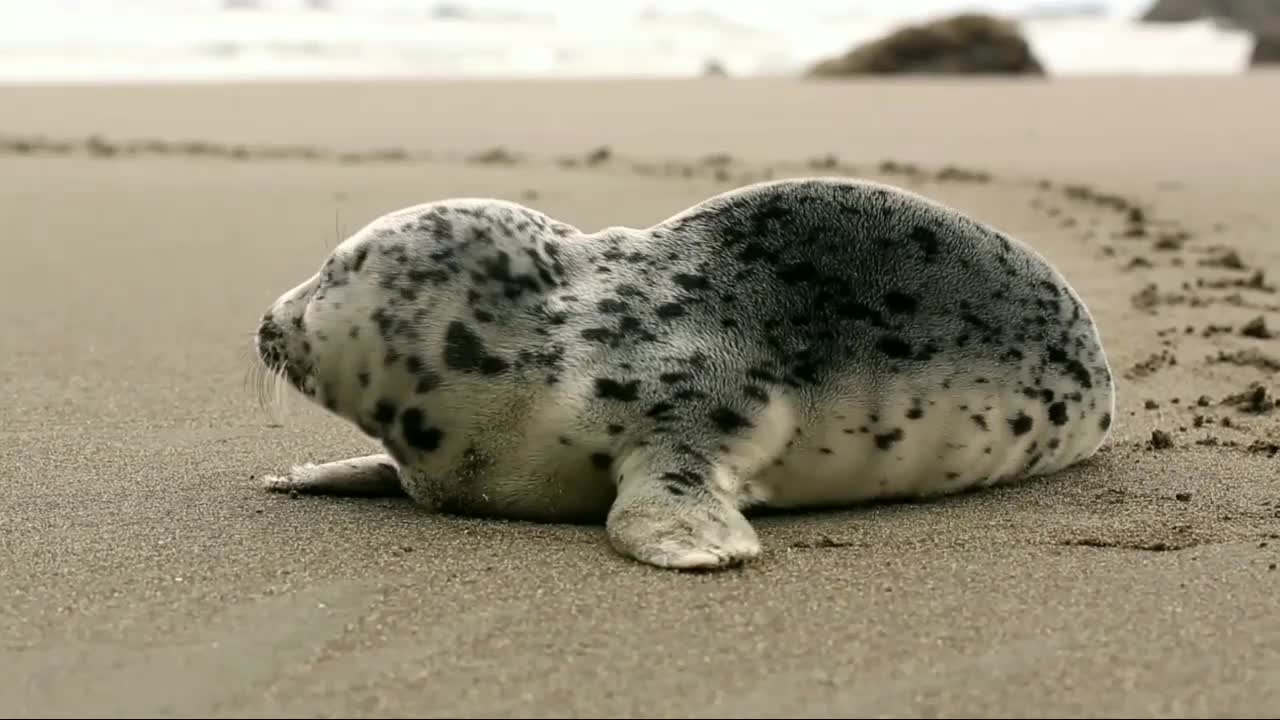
605;446;760;570
261;453;405;497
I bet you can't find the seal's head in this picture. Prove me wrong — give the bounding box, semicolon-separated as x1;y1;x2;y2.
253;198;584;442
252;210;428;433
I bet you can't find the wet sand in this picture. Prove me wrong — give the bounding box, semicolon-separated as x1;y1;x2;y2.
2;73;1279;718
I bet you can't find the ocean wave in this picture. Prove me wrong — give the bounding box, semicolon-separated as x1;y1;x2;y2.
0;1;1257;82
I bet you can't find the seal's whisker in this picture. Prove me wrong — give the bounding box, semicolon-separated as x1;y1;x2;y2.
253;363;267;409
256;364;274;413
238;345;261;404
270;368;286;416
241;352;259;399
332;205;343;251
266;365;303;425
273;368;286;415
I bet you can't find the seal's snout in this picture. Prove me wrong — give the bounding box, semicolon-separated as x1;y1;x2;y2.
255;315;287;369
254;307;316;398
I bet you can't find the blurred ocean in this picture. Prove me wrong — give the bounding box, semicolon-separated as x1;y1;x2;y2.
0;0;1259;82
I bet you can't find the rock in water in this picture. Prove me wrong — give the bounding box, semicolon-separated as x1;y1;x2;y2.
807;13;1044;77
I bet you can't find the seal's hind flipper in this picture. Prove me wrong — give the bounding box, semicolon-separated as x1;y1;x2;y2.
261;454;405;498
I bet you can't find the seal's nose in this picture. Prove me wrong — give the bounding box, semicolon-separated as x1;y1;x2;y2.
256;316;286;367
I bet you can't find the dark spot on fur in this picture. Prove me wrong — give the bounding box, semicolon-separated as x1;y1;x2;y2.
444;321;508;375
961;313;994;334
710;406;752;434
971;414;989;431
909;226;939;257
673;273;709;291
877;336;913;359
1099;412;1112;431
647;402;676;419
660;372;691;384
607;424;625;435
416;371;441;394
836;301;888;328
618;316;656;343
1048;402;1068;426
581;327;615;344
1009;412;1034;436
400;408;442;451
352;247;369;272
661;470;700;495
739;241;775;264
357;371;370;387
374;400;397;425
1047;345;1093;388
743;385;768;402
883;291;918;315
776;261;819;285
874;428;904;450
656;302;686;319
595;378;640;402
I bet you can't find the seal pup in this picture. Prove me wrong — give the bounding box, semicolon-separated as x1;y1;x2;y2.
254;177;1115;570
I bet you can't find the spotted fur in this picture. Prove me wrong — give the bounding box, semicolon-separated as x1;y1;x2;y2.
255;177;1116;570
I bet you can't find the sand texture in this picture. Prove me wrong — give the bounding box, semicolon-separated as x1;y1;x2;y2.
2;73;1279;718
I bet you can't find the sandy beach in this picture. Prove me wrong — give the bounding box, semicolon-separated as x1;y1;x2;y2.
2;72;1279;717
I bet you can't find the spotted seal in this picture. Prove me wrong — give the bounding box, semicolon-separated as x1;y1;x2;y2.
254;177;1115;570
